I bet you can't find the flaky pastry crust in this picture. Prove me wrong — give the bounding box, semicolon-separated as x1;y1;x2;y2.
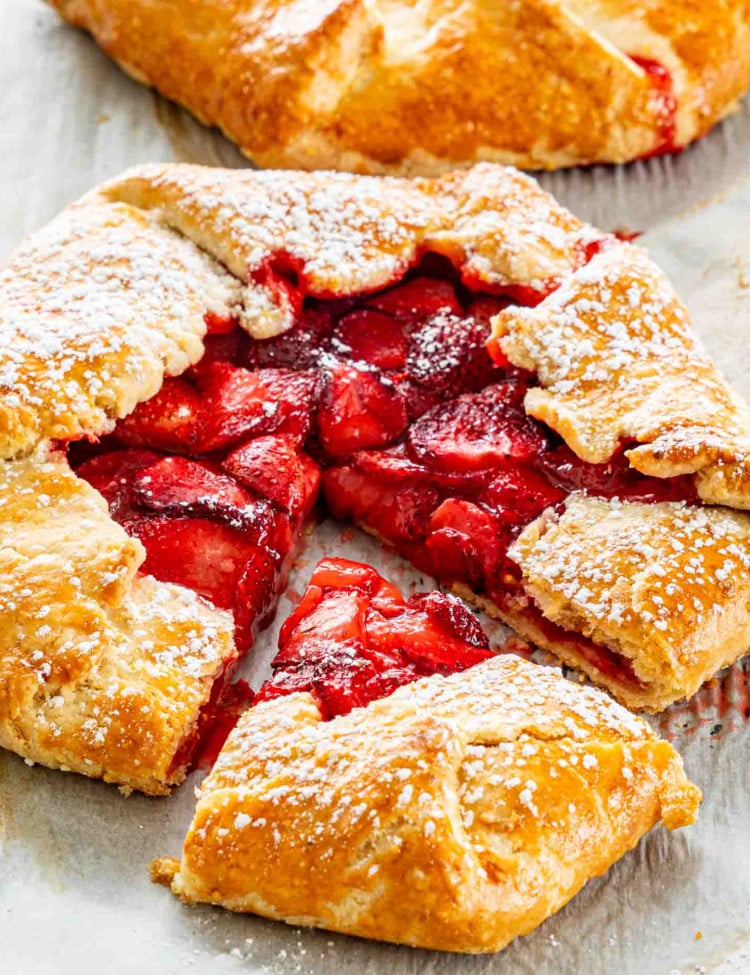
0;449;236;794
508;497;750;710
47;0;750;174
154;655;701;952
0;162;597;459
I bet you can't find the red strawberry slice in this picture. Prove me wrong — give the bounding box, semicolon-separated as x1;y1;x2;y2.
272;588;369;669
204;311;239;335
131;456;279;545
365;602;493;674
316;361;408;459
366;277;462;323
246;306;333;370
310;658;421;719
276;559;405;650
250;254;305;323
125;515;263;610
233;548;280;652
306;557;405;614
332;309;409;370
406;313;501;394
258;557;495;719
480;465;566;526
323;465;439;544
352;444;492;494
407;382;548;473
539;444;698;504
115;378;205;454
186;331;247;382
424;526;483;590
257;656;420;720
408;590;490;650
265;585;418;719
197;362;317;451
222;435;321;521
75;449;161;519
426;498;507;590
396;378;446;421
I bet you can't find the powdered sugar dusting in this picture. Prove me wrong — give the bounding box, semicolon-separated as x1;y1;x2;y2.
494;243;750;503
111;162;598;318
512;494;750;691
167;654;698;941
0;198;240;459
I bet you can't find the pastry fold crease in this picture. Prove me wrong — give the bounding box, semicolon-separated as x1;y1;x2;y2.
493;244;750;509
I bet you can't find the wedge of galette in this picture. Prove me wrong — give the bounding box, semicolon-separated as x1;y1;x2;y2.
153;558;701;953
0;161;747;793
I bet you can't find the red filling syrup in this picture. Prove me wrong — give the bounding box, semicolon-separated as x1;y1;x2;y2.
629;55;680;159
255;557;494;719
68;245;698;760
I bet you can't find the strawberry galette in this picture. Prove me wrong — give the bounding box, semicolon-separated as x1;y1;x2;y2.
153;566;700;952
1;162;750;795
47;0;750;173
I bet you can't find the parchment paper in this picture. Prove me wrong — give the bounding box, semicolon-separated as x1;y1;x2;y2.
2;2;750;972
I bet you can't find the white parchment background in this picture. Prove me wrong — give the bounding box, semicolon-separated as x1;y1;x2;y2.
1;2;750;973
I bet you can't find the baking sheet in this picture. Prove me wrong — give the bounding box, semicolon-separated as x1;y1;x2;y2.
2;1;750;972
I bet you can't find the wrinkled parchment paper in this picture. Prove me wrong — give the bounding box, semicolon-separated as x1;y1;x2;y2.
2;2;750;972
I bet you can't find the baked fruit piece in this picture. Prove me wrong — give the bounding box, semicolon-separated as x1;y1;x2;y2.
47;0;750;173
153;635;701;952
2;163;750;797
254;557;497;717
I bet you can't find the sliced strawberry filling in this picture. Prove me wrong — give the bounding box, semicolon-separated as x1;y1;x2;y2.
629;55;679;158
168;669;255;778
255;557;494;718
70;251;704;767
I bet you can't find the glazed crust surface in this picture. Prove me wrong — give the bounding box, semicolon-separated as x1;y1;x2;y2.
48;0;750;173
155;655;701;952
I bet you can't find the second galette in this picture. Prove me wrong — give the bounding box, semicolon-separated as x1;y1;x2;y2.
47;0;750;173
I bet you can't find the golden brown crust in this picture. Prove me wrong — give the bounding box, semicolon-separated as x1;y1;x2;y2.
48;0;750;173
0;449;237;794
0;193;240;460
506;496;750;710
565;0;750;144
159;656;701;952
493;244;750;509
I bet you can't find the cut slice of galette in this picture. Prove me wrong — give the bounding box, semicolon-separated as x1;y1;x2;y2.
1;162;749;793
153;560;701;952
